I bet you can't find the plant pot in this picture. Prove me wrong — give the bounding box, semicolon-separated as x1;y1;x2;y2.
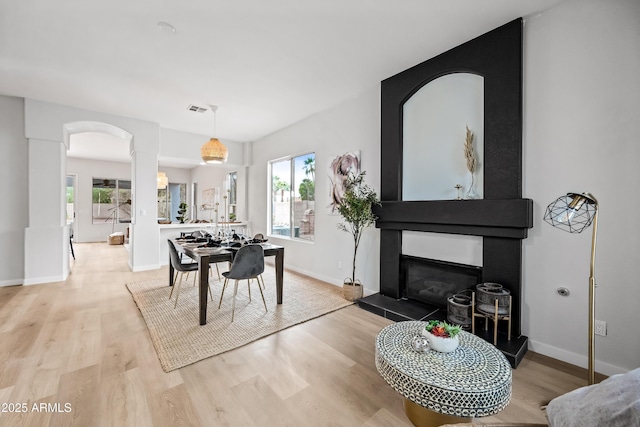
343;278;363;301
421;329;460;353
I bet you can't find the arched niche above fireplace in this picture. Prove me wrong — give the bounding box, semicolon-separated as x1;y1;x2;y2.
403;72;484;201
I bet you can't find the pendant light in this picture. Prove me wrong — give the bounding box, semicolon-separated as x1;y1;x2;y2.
200;105;228;164
157;172;168;189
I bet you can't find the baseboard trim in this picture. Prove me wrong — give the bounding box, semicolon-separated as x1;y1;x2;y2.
0;279;23;287
23;274;66;286
528;338;628;377
132;263;160;272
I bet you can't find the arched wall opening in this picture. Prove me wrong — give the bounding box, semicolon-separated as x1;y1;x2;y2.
65;122;134;247
24;99;161;285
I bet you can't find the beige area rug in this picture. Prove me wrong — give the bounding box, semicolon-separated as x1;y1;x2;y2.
127;265;353;372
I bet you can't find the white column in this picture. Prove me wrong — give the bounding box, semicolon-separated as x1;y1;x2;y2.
24;138;69;284
129;150;160;271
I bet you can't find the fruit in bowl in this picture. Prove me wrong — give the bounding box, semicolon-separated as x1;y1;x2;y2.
421;320;461;353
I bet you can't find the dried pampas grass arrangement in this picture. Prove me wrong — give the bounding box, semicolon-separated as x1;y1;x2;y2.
464;126;477;199
464;125;476;174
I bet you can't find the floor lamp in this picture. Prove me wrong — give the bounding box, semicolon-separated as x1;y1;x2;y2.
543;192;599;385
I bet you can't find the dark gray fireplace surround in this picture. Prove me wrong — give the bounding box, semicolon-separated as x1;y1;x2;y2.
357;18;534;367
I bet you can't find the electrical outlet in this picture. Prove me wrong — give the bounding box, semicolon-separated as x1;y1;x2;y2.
337;261;342;269
595;320;607;336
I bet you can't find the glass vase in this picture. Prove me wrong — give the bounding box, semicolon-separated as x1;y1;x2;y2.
465;172;477;199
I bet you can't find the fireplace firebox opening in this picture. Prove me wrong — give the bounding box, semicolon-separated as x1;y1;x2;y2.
401;255;482;309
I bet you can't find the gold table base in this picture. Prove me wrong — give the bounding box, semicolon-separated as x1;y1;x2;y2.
403;399;470;427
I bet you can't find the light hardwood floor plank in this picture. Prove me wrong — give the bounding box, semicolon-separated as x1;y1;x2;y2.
99;368;153;427
362;407;414;427
51;364;100;427
180;364;259;427
149;384;202;427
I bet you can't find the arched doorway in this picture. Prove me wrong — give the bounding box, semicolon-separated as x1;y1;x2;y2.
24;99;161;284
66;128;133;244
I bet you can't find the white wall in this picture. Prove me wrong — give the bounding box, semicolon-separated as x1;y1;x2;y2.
249;88;381;289
67;158;131;243
160;166;192;188
0;96;28;286
523;0;640;374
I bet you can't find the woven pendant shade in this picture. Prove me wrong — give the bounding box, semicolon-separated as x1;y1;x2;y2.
201;137;228;164
200;105;228;164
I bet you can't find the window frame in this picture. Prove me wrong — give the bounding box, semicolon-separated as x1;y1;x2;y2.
267;152;315;241
91;178;131;224
157;182;187;223
228;171;238;220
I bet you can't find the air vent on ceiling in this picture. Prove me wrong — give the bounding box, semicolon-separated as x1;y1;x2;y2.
187;104;208;113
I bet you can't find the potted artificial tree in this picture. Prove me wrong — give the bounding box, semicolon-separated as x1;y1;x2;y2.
337;171;380;301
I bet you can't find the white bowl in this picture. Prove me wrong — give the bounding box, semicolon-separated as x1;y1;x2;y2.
421;329;460;353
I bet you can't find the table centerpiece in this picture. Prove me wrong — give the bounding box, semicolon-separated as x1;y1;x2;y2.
421;320;461;353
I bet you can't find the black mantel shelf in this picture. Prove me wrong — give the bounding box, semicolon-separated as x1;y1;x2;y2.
374;198;534;239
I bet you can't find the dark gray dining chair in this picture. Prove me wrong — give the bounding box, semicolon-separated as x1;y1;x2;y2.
69;221;75;260
175;232;222;283
218;244;267;321
168;240;213;308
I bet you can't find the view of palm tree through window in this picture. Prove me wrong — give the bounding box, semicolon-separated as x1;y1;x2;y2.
270;153;315;240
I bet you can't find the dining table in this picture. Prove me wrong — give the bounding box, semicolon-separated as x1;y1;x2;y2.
169;239;285;325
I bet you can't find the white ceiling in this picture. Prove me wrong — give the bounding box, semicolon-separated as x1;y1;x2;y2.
68;132;130;163
1;0;565;148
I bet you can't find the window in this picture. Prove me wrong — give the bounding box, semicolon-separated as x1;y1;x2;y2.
228;171;237;220
158;183;187;222
269;153;315;241
192;182;198;220
92;178;131;224
66;175;75;225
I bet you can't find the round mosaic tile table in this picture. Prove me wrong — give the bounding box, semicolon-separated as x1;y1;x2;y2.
375;321;512;427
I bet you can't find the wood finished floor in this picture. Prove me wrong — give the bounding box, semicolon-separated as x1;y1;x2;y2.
0;243;593;426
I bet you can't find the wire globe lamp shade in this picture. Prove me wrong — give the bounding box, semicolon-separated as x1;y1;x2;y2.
543;192;597;234
201;138;228;164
